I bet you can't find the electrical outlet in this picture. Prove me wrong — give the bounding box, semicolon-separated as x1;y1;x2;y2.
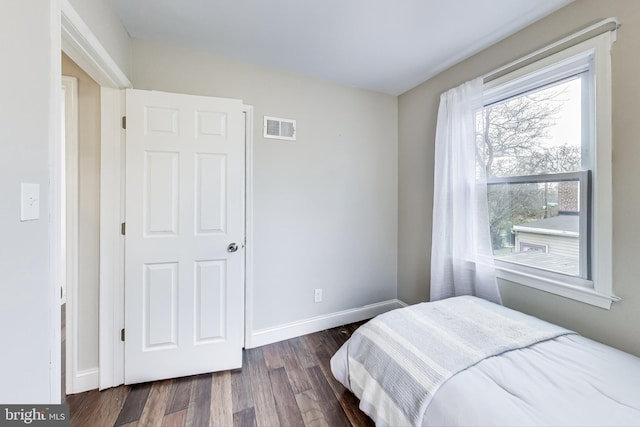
314;288;323;303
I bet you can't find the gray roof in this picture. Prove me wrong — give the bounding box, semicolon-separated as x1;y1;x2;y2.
514;214;579;234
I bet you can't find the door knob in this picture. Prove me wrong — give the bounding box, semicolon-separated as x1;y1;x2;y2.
227;243;239;253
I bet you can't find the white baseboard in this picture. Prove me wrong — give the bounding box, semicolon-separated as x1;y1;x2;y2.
67;368;99;395
246;299;407;349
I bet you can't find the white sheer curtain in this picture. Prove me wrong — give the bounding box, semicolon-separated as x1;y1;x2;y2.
430;78;502;304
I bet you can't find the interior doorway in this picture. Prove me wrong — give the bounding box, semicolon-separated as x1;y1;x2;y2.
57;1;132;399
61;52;102;395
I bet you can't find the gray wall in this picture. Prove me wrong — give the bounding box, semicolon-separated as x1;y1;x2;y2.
131;40;399;331
398;0;640;356
0;1;58;403
0;0;129;404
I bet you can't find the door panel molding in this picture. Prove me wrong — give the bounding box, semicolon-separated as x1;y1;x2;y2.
124;89;246;384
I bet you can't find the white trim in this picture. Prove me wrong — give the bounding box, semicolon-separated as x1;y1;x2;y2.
247;300;406;348
61;76;85;394
98;88;126;390
243;106;256;349
71;368;100;394
49;0;63;403
59;79;72;307
497;266;616;309
60;0;131;89
590;30;614;306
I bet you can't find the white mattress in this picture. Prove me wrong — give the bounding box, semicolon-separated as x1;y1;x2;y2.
332;332;640;426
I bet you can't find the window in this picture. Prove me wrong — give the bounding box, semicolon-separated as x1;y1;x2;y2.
477;27;615;308
486;172;589;277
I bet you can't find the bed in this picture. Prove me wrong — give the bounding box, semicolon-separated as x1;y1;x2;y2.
330;296;640;426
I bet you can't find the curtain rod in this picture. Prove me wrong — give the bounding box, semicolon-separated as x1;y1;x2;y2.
484;17;620;84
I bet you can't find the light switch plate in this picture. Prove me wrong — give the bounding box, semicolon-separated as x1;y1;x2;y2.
20;183;40;221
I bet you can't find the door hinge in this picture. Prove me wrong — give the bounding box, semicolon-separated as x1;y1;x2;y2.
121;222;126;236
121;116;127;130
120;328;125;342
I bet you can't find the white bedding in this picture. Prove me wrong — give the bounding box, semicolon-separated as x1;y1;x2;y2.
331;304;640;426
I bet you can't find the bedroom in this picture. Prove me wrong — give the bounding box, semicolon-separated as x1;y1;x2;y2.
1;0;639;425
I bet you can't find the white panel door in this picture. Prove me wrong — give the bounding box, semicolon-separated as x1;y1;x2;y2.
125;89;245;384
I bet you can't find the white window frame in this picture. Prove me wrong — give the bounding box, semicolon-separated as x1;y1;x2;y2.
482;29;615;309
487;171;590;278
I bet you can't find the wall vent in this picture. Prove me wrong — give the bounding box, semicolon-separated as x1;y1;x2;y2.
264;116;296;141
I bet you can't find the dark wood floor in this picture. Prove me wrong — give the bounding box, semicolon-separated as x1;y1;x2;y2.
66;322;374;427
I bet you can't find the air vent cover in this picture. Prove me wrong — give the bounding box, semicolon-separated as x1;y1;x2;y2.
264;116;296;141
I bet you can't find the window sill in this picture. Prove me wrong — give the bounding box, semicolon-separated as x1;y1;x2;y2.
495;264;617;309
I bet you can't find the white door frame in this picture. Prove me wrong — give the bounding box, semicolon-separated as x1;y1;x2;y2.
60;1;130;89
61;75;85;393
243;106;256;349
98;87;127;389
59;0;254;391
59;0;131;392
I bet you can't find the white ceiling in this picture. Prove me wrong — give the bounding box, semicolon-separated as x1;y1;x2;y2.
110;0;573;95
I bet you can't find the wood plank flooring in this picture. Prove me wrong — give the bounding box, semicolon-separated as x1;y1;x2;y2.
66;322;373;427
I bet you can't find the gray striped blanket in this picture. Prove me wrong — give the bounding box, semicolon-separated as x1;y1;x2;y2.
345;296;575;426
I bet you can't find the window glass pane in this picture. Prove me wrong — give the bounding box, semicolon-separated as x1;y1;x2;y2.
488;179;582;277
478;76;583;178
